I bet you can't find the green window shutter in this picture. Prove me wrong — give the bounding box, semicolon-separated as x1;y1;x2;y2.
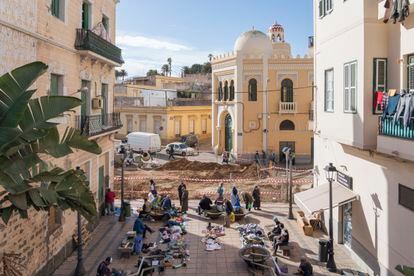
50;74;58;96
82;2;90;30
51;0;59;17
102;16;109;32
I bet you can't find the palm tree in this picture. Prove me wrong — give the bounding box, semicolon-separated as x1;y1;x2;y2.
119;69;128;81
0;62;101;224
161;64;169;76
167;57;172;76
208;53;213;62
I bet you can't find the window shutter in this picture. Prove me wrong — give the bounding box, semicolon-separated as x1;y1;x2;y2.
50;74;58;96
408;56;414;91
319;0;324;17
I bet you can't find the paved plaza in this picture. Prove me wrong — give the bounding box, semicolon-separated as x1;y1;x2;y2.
55;201;366;276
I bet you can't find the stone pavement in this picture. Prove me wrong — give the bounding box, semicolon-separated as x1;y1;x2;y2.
54;201;366;276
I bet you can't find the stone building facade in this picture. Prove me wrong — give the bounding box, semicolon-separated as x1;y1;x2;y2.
0;0;122;275
211;23;314;163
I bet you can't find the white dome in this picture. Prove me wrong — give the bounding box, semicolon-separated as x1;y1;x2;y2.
234;30;273;56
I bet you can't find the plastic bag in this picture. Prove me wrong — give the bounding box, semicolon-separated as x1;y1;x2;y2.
229;212;235;223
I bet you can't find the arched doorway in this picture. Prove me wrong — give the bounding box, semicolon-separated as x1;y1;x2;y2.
224;114;233;152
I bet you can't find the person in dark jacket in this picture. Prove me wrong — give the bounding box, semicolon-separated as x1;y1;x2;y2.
97;257;112;276
178;182;185;206
161;195;172;210
168;144;175;160
181;185;189;213
298;257;313;276
252;186;261;210
273;228;289;255
198;195;213;215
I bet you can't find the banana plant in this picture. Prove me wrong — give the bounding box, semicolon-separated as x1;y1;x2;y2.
0;61;101;224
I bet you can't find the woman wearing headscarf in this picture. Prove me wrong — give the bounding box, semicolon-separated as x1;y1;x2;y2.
242;191;254;211
252;185;261;210
230;185;239;207
181;185;189;213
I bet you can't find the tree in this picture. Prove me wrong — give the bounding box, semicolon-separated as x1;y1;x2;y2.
0;62;101;224
119;69;128;81
115;69;122;80
208;54;213;62
146;69;159;77
161;64;169;76
190;64;203;74
182;66;190;76
202;62;212;74
167;57;172;76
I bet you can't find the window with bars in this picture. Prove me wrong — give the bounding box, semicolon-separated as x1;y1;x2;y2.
51;0;65;21
344;61;357;113
373;58;387;114
248;79;257;101
408;55;414;92
319;0;333;18
325;69;334;112
201;118;207;134
281;79;294;102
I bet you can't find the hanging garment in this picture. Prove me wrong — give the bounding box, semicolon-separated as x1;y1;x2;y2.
384;0;393;23
394;92;414;127
381;91;389;111
375;91;384;112
383;93;401;118
390;0;410;23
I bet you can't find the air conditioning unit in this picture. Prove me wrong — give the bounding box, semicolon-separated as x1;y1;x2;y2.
92;98;103;109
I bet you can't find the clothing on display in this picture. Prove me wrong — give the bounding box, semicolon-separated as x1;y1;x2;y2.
393;91;414;127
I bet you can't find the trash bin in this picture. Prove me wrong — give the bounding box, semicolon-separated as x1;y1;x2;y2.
319;239;329;262
124;201;131;217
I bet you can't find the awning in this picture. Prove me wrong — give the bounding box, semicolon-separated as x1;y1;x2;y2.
294;182;359;216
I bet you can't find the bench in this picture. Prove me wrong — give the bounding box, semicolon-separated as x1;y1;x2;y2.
295;211;313;236
279;244;293;257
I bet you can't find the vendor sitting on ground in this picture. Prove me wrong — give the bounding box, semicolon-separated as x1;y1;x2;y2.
138;198;152;219
161;194;172;210
273;226;289;255
198;194;213;215
298;257;313;276
268;220;282;241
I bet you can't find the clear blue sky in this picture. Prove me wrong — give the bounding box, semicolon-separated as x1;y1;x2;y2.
116;0;313;77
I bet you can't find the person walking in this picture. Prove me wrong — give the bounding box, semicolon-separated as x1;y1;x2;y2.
178;182;185;206
217;183;224;198
168;144;175;160
252;185;261;210
149;179;157;196
105;188;115;215
181;185;189;213
262;150;267;167
223;198;234;228
254;150;260;165
242;191;253;211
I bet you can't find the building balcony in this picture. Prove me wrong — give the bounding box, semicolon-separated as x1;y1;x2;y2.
377;116;414;161
75;113;122;137
75;29;123;66
279;102;297;114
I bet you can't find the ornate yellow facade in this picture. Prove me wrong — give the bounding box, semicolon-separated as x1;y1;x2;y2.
212;23;314;164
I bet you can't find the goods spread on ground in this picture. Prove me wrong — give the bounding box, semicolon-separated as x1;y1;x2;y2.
201;224;225;251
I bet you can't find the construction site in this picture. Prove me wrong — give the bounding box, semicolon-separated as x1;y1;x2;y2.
113;157;313;202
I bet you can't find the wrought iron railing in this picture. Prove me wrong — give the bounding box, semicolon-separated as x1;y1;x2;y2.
75;29;123;64
378;116;414;140
76;113;122;137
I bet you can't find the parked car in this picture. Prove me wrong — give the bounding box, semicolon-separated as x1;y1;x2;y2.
165;142;195;156
125;132;161;154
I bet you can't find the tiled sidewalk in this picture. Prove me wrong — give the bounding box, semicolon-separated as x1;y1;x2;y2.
54;201;365;275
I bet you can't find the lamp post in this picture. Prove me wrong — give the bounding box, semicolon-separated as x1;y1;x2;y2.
282;147;294;220
118;145;126;222
324;162;338;272
74;166;85;276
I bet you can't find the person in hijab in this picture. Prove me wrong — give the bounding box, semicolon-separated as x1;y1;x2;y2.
252;185;261;210
230;185;239;207
181;185;189;213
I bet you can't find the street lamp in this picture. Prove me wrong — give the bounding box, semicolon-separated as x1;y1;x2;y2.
118;145;127;222
74;166;85;276
282;147;294;220
324;162;337;272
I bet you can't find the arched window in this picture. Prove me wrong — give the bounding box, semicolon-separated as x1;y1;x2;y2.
224;81;229;101
218;81;223;101
281;79;293;102
279;120;295;131
229;80;235;101
248;79;257;101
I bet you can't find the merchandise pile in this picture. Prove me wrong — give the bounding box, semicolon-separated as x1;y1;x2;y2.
237;223;266;247
201;224;225;251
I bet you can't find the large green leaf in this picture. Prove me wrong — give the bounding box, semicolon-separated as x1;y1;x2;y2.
0;127;23;153
0;62;47;117
0;90;35;128
63;128;102;155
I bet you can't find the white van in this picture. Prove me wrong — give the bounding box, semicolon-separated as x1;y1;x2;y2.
126;132;162;154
